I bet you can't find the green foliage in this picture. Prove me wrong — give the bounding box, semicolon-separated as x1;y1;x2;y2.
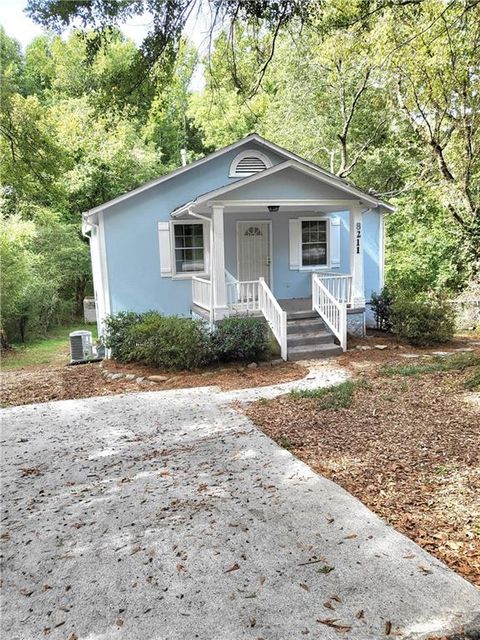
464;368;480;391
278;435;292;451
390;297;455;346
104;312;270;370
385;191;465;296
0;27;209;344
128;313;212;370
104;312;212;370
290;380;359;410
370;287;394;331
213;317;269;363
103;312;143;363
381;352;480;378
0;210;90;343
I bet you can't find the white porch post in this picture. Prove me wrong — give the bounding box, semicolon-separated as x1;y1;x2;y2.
349;204;365;308
211;204;228;319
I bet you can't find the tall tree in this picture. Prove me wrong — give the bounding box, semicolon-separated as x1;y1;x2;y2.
384;0;480;265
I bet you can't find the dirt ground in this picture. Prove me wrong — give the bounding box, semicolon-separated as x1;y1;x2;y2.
245;335;480;587
0;358;306;408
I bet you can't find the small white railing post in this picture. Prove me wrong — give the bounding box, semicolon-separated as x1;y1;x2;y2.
312;274;348;351
192;277;212;315
316;272;353;305
258;277;288;360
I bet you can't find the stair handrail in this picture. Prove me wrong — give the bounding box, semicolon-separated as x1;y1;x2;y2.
258;277;288;360
312;273;347;351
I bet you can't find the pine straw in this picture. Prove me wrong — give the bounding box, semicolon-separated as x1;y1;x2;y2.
0;360;306;408
245;357;480;587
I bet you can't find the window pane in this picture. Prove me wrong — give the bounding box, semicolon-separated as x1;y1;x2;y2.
302;243;327;266
301;220;327;267
174;223;204;273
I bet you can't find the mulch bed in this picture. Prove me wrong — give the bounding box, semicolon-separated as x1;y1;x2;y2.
0;360;306;408
245;340;480;587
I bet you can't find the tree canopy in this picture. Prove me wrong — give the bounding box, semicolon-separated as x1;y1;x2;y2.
1;0;479;343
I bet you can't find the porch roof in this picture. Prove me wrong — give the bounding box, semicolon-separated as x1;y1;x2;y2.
171;159;393;218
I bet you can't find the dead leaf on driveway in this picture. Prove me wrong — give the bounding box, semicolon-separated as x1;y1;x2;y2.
224;563;240;573
317;618;352;632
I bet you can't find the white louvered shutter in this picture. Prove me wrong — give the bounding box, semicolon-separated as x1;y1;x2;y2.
289;219;301;270
330;217;341;267
158;221;173;277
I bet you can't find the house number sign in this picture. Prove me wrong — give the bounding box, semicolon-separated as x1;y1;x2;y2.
355;222;362;254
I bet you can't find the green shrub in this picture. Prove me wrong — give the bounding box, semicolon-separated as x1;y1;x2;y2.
390;296;455;346
129;313;212;370
103;311;143;361
104;312;270;370
105;311;212;370
213;316;269;362
370;286;394;331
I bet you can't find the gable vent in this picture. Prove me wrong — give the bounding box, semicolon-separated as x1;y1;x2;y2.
230;149;272;177
236;156;267;174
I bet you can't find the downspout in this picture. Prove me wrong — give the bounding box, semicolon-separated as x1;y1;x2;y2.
188;207;214;328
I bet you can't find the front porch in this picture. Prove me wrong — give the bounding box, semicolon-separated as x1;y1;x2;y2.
168;161;383;360
191;271;360;361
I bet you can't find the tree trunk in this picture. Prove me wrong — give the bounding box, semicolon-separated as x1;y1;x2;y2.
0;328;10;351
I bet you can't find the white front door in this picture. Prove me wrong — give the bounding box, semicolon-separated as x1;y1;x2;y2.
237;221;272;286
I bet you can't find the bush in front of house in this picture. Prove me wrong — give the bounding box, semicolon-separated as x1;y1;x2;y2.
104;312;270;370
213;316;269;363
128;312;212;370
370;286;394;331
103;311;143;362
390;296;455;346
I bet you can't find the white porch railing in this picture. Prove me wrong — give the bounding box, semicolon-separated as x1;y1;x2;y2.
227;280;261;313
192;276;211;311
312;273;347;351
316;272;352;305
258;277;288;361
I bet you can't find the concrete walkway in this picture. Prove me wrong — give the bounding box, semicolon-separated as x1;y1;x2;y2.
1;368;479;640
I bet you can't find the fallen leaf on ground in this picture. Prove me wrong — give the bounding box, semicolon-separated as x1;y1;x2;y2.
317;618;352;632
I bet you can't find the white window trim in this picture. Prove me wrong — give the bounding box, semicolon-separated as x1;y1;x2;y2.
298;216;330;271
229;149;273;177
170;220;210;279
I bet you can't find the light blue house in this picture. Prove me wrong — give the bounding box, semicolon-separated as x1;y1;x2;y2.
83;134;393;360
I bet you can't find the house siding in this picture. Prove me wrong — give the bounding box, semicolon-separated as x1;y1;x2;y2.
224;210;350;300
102;143;286;316
99;141;384;319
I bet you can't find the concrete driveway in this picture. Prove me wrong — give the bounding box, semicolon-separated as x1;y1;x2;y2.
1;376;479;640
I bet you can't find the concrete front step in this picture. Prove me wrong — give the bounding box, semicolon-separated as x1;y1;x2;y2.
287;331;333;347
287;317;327;334
288;343;343;361
286;309;318;321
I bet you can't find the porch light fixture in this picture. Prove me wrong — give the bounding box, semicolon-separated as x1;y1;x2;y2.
268;205;280;212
